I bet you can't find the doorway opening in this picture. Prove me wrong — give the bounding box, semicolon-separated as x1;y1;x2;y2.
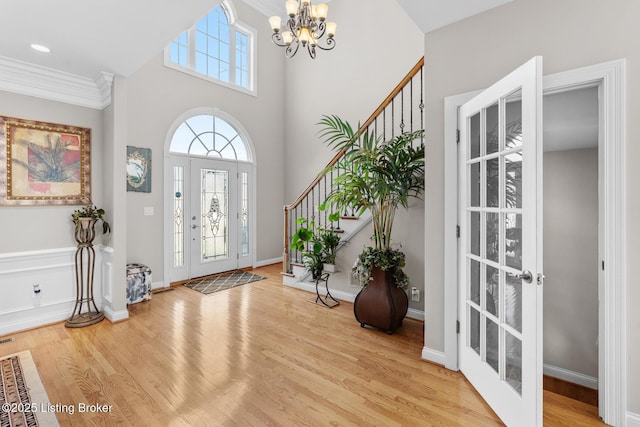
439;59;626;426
542;86;599;408
163;109;256;284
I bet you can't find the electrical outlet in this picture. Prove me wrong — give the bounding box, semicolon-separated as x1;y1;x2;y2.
411;287;420;302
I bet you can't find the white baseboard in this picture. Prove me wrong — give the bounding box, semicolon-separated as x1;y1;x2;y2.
151;280;166;290
103;306;129;323
628;412;640;427
0;300;73;336
407;308;425;321
255;257;282;268
422;347;447;366
283;280;356;302
543;363;598;390
0;247;108;336
283;281;426;320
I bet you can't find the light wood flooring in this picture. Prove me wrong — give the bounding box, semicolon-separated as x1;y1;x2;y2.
0;264;605;426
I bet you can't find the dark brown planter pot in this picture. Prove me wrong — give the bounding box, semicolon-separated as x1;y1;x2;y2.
354;266;409;334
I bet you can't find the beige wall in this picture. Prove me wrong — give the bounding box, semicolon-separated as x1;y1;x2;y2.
423;0;639;412
282;0;426;309
543;148;598;378
0;91;104;253
125;0;285;280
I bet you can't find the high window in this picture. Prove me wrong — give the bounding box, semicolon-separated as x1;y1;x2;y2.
166;1;255;94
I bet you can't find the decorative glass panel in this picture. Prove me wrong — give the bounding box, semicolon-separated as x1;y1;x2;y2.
201;169;229;261
505;332;523;395
241;171;249;256
173;166;185;267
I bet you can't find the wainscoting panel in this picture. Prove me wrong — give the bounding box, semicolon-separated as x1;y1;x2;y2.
0;247;105;335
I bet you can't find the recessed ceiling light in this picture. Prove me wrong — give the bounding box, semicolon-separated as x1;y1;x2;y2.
30;44;50;53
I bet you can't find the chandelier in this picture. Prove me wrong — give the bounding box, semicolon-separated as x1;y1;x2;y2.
269;0;337;59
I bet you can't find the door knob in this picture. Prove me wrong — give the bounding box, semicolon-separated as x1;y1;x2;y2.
511;270;533;283
192;224;198;229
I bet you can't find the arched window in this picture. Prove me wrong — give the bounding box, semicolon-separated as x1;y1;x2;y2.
166;1;255;93
170;114;250;161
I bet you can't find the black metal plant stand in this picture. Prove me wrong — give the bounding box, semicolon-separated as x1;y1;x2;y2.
308;272;339;308
65;218;105;328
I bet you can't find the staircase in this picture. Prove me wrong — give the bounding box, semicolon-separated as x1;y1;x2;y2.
282;57;425;290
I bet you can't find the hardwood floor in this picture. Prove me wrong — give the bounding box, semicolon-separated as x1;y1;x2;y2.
0;264;605;426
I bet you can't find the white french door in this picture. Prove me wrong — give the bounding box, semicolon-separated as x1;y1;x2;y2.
167;156;252;282
458;57;543;426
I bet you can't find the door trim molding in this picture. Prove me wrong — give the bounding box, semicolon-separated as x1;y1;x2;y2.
163;108;258;284
441;59;626;425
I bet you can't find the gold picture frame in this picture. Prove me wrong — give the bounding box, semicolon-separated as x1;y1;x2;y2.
0;116;91;206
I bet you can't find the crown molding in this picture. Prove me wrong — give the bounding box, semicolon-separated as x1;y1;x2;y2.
0;56;113;110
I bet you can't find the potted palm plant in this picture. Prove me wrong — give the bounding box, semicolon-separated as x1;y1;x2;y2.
318;115;425;334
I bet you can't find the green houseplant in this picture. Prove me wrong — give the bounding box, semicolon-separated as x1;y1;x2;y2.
319;227;341;272
71;203;111;235
318;115;425;333
291;218;324;280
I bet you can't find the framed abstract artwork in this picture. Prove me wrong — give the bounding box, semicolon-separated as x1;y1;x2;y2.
0;116;91;206
126;146;151;193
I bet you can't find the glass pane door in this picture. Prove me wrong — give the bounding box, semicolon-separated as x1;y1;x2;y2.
190;158;238;277
458;57;543;427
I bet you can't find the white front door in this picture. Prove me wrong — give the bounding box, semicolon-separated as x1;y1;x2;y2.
166;156;253;283
190;158;239;277
458;56;543;426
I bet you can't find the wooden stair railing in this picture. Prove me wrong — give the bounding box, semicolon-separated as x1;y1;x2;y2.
283;57;425;274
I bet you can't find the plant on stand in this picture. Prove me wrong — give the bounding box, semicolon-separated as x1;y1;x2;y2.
291;218;324;280
66;202;110;328
318;115;425;334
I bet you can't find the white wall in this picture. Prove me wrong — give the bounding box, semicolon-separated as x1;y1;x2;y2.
422;0;639;414
282;0;426;310
125;0;285;282
543;148;598;379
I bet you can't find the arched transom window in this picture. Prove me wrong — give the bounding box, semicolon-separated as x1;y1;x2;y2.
170;114;249;161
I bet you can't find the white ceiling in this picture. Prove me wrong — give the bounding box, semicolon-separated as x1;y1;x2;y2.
0;0;515;80
394;0;514;33
544;86;598;152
